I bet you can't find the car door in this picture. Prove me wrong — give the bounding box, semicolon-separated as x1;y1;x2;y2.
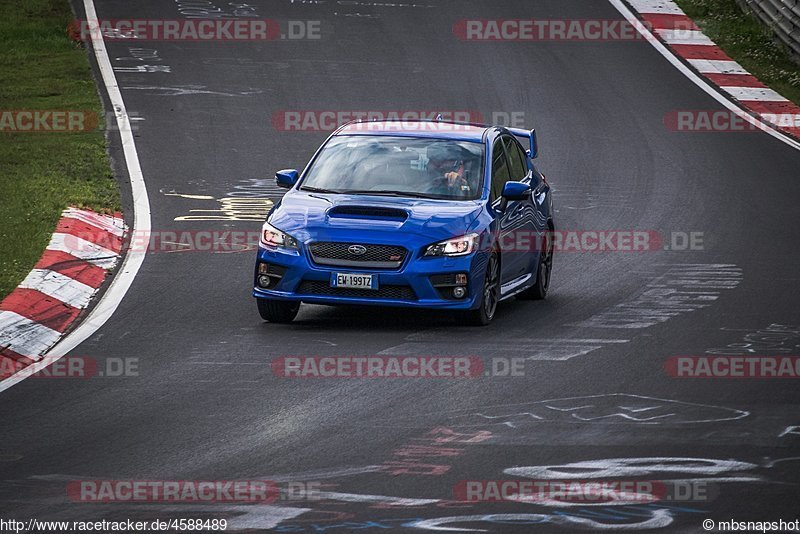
491;135;535;282
489;136;526;284
504;135;546;278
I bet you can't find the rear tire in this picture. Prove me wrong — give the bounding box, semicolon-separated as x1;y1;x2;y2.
458;252;499;326
518;232;553;301
257;299;300;323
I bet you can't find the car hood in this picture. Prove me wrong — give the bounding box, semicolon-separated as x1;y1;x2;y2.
269;191;485;245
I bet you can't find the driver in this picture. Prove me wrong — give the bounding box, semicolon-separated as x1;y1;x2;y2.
426;144;472;196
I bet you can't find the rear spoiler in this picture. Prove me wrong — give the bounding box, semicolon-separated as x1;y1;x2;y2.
507;127;539;159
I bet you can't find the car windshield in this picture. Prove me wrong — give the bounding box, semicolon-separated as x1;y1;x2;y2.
300;135;485;200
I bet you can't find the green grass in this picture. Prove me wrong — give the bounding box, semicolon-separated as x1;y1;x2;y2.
675;0;800;105
0;0;120;299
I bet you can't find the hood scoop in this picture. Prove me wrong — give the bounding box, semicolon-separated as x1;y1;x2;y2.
328;205;409;221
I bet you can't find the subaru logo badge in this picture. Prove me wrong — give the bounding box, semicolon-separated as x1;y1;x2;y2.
348;245;367;255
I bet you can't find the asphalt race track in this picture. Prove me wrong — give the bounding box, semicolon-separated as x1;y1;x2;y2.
2;0;800;532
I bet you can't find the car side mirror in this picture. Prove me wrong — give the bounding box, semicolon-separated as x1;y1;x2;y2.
496;181;531;213
502;181;531;201
276;169;299;189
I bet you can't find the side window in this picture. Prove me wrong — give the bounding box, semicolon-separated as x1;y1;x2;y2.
503;136;528;182
490;140;511;202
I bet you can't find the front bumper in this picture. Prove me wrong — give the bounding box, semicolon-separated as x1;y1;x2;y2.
252;244;487;310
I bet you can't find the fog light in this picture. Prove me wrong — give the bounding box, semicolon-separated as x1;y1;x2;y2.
258;275;272;288
453;286;467;299
455;273;468;285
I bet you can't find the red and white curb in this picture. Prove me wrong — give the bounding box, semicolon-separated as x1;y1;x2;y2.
0;208;125;378
626;0;800;139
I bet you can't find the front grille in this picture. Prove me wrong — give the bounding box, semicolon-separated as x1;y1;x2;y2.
297;281;417;301
308;242;408;269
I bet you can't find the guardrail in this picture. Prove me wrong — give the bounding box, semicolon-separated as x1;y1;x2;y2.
736;0;800;64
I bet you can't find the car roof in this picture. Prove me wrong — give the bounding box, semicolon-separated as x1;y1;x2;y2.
334;120;492;142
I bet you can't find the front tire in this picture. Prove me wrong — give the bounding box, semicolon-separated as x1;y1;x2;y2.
458;252;500;326
257;299;300;323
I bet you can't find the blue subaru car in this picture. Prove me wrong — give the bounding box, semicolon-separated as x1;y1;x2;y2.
253;119;554;325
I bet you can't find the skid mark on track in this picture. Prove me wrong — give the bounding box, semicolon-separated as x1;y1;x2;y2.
552;184;634;211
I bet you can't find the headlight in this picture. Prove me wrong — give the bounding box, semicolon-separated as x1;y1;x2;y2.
424;233;480;257
261;222;299;250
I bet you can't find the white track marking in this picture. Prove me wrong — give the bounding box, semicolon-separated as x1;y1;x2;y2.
378;342;605;361
627;0;684;14
687;59;748;75
63;207;125;236
608;0;800;152
504;457;758;479
404;330;630;343
516;338;630;343
316;492;440;506
408;510;674;531
264;465;385;482
213;506;311;530
147;505;310;531
656;29;714;45
0;0;151;393
0;312;63;361
721;86;789;102
46;234;119;268
18;270;96;309
383;335;630;362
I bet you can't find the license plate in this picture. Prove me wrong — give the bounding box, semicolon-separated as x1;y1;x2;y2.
331;273;377;290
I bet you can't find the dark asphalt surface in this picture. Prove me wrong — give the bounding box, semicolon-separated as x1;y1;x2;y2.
2;0;800;532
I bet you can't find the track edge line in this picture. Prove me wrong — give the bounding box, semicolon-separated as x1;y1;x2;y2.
609;0;800;153
0;0;151;393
